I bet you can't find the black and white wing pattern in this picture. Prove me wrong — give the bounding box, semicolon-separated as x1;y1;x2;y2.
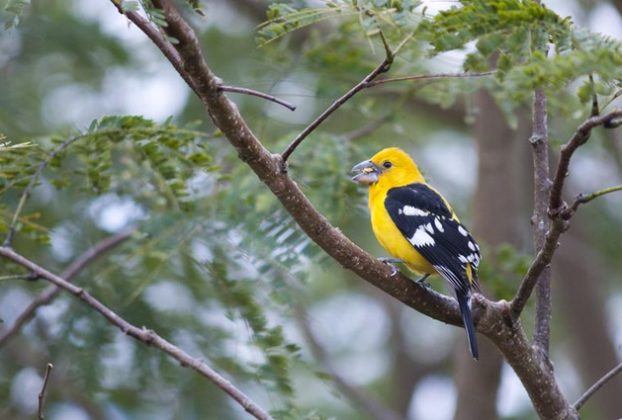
384;183;480;293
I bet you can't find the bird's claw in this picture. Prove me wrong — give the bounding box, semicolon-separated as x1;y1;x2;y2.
416;274;431;288
378;257;403;277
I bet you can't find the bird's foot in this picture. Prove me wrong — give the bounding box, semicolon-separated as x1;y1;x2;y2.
378;257;403;277
416;274;431;288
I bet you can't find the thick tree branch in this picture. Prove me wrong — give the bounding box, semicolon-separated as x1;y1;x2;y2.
0;246;273;420
37;363;53;420
0;227;135;347
511;109;622;318
112;1;199;95
113;5;289;110
530;88;552;355
484;306;577;420
574;360;622;411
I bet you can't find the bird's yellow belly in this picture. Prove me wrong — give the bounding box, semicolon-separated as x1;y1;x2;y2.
370;208;436;275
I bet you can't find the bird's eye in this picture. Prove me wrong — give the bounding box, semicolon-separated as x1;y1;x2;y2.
382;161;392;169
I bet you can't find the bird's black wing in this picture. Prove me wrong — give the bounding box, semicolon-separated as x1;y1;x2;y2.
384;183;480;293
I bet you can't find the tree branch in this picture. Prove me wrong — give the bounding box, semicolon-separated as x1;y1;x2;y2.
511;109;622;318
280;58;392;163
549;110;622;212
0;246;273;420
340;114;391;142
37;363;53;420
0;227;135;347
219;85;296;111
112;2;199;96
364;70;495;88
280;31;417;163
574;360;622;411
530;88;552;355
569;185;622;213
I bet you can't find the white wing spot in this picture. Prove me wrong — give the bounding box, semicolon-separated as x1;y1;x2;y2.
434;217;444;232
403;206;429;216
410;227;435;247
458;255;468;263
468;241;476;251
458;225;468;236
424;222;434;234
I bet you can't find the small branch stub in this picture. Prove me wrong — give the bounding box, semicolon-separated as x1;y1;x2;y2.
38;363;53;420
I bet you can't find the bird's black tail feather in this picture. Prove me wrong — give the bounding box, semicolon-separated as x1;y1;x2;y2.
456;291;479;360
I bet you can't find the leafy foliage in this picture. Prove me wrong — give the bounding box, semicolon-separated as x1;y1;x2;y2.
1;0;30;29
257;0;423;46
0;116;216;243
258;0;622;116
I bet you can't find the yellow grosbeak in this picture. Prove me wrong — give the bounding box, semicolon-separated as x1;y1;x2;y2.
352;147;481;359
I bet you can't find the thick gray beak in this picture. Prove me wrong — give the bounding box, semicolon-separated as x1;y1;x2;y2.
351;160;379;185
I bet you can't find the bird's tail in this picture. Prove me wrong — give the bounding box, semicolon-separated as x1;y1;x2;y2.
456;291;479;360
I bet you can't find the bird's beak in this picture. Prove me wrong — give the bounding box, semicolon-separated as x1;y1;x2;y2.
351;160;380;185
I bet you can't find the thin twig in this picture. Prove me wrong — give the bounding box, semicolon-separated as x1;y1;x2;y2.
549;110;622;213
37;363;53;420
278;31;419;162
589;74;599;117
280;69;492;161
569;185;622;213
340;114;391;142
280;58;392;163
0;246;273;420
574;361;622;411
365;70;496;88
0;273;32;281
0;227;136;347
511;109;622;317
3;135;85;247
220;85;296;111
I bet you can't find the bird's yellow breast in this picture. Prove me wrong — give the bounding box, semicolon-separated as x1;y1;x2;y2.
369;188;436;275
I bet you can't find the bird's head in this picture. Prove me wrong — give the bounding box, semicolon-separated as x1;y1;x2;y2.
351;147;424;188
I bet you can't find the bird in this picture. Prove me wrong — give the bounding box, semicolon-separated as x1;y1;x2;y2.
351;147;481;360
